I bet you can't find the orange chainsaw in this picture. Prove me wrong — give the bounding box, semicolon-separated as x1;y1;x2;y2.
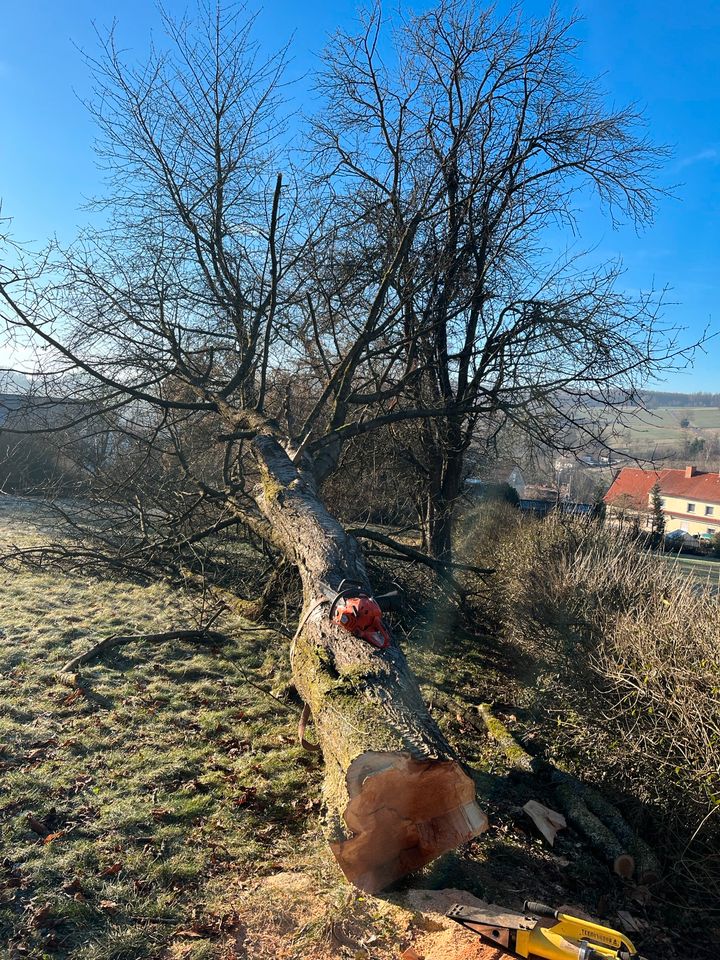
320;579;397;649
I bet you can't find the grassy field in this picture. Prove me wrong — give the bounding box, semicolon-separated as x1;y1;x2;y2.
606;405;720;453
659;552;720;592
0;500;702;959
0;552;553;960
0;503;538;960
0;549;335;958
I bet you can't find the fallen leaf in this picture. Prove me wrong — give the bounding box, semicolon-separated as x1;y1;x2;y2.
331;922;363;952
151;808;170;820
98;900;119;913
43;831;66;845
62;877;84;895
62;688;85;706
99;862;123;877
31;904;53;928
233;787;257;808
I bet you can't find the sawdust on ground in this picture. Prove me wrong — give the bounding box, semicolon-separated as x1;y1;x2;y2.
399;889;506;960
164;872;508;959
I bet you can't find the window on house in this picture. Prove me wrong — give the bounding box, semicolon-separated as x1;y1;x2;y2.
705;505;714;516
687;502;696;513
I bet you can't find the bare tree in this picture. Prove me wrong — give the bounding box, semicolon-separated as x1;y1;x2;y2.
0;0;695;890
1;3;489;892
312;1;688;559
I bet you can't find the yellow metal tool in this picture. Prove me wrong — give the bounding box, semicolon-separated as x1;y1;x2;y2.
446;900;647;960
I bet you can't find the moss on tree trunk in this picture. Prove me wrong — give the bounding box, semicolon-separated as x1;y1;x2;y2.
250;435;487;891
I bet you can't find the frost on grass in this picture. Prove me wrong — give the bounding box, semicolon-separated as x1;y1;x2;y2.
0;527;328;959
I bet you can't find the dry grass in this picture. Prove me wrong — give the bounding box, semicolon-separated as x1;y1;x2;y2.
463;507;720;911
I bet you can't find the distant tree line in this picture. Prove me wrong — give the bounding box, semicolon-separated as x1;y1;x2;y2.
640;390;720;408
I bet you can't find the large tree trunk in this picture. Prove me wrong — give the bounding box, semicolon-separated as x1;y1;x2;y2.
251;435;487;892
428;492;455;564
422;437;464;564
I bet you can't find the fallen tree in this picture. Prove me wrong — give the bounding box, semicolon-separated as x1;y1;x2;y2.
251;434;486;890
0;0;687;891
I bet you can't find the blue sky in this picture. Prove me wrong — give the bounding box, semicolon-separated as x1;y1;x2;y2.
1;0;718;390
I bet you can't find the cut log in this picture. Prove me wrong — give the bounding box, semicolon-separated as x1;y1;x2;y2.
580;782;662;885
553;780;635;879
475;703;653;881
251;435;487;892
632;838;662;886
476;704;533;772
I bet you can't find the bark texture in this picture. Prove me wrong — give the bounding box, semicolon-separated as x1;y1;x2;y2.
251;435;487;891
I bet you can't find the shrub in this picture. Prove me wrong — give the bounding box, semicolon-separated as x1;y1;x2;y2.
465;509;720;896
713;533;720;559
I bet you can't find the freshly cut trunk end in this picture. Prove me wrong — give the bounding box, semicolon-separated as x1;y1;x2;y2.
331;752;488;893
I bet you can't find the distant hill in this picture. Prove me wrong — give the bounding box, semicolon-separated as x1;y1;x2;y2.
581;389;720;410
640;390;720;409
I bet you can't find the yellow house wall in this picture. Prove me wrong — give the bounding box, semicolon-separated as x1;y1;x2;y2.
653;493;720;535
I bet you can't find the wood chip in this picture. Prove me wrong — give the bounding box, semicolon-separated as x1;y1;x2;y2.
523;800;567;846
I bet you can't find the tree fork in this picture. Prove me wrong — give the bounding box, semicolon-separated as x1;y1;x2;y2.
251;434;487;892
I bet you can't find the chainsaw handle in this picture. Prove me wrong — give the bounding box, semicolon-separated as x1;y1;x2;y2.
523;901;558;920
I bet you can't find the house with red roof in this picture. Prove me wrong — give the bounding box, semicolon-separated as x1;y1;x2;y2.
604;465;720;536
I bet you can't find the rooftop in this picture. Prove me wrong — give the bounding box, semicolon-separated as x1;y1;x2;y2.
605;465;720;510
